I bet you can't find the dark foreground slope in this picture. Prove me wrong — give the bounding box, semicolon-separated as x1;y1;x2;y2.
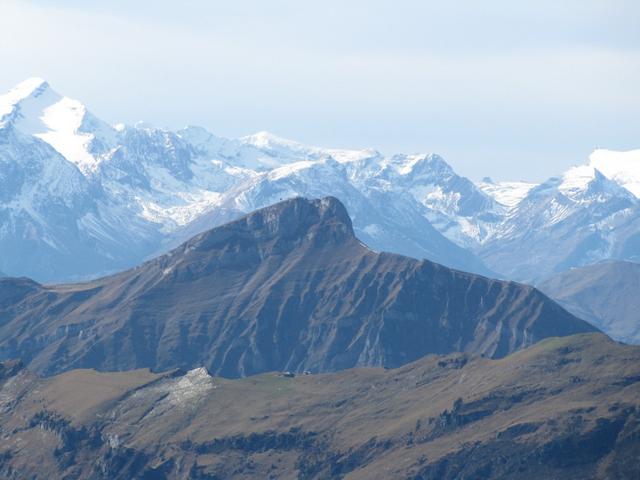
539;260;640;345
0;333;638;479
0;197;595;377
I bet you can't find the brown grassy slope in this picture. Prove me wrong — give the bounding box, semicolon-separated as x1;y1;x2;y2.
0;332;638;479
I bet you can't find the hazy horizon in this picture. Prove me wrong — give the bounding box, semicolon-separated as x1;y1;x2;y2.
1;0;638;182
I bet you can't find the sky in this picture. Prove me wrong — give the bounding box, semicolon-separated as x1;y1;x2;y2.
0;0;638;181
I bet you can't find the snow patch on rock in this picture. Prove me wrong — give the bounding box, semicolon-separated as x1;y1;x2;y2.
168;367;215;406
478;180;537;208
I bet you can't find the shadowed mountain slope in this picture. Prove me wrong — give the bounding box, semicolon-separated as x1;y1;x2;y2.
0;334;638;479
539;260;640;344
0;197;595;377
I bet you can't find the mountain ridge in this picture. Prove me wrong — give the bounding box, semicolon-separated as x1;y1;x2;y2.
0;196;596;377
1;333;638;479
0;78;495;281
478;164;640;281
1;78;640;283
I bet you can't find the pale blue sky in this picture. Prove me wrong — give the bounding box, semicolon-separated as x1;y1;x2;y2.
0;0;638;181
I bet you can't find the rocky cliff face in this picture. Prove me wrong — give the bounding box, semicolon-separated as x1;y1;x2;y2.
0;197;595;377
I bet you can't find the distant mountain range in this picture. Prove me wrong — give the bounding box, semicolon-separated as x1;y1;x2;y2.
2;78;640;284
1;333;638;479
0;78;489;280
479;165;640;281
539;260;640;345
0;197;596;377
1;75;638;478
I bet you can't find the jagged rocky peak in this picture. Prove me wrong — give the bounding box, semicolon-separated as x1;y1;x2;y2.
0;77;78;132
589;148;640;198
375;153;455;185
392;152;453;177
185;196;356;254
0;77;116;173
558;165;616;199
1;77;51;103
1;77;50;102
0;77;57;128
524;164;626;201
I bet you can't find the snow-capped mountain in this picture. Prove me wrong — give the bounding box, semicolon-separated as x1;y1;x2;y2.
1;78;639;283
478;164;640;281
589;148;640;198
0;77;117;174
0;123;160;280
478;178;537;208
0;78;493;281
171;154;489;273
